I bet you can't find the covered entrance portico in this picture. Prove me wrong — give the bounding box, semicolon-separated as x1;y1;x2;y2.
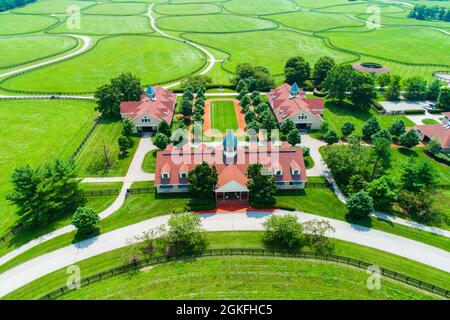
215;180;249;202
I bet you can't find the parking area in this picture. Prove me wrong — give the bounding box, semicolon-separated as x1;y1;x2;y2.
379;100;433;114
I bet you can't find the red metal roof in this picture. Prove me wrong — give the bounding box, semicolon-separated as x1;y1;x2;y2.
415;124;450;148
119;86;177;125
154;142;307;188
267;83;324;123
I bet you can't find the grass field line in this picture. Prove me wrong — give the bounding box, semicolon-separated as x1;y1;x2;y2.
147;3;217;89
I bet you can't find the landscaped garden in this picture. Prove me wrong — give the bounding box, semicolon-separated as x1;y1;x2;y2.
210;100;239;133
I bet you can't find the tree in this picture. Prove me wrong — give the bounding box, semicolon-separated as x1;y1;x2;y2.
166;213;208;255
341;122;355;138
346;191;374;220
323;64;354;102
287;129;301;146
324;130;339;145
365;176;397;210
371;129;392;143
362;117;381;139
240;95;251;113
403;76;428;101
251;91;262;106
188;162;218;199
303;220;336;253
370;136;392;179
244;110;256;125
398;190;443;224
233;64;274;91
255;102;269;115
400;159;437;192
385;75;402;101
237;84;249;101
318;121;330;135
349;71;377;110
181;75;212;91
424;138;441;155
263;215;304;250
181;98;193;118
72;207;100;236
427;79;441;101
313;56;335;84
7;160;83;225
377;73;391;89
247;163;276;207
258;109;277;137
157;120;171;138
236;79;248;93
118;135;133;155
389;119;406;138
152;133;170;150
437;88;450;110
121;118;134;137
284;56;311;85
399;129;420;148
281;119;295;135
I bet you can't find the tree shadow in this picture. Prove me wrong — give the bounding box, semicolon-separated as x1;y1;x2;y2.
397;147;418;158
344;213;372;230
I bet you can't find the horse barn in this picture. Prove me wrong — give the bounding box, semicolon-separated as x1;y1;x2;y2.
119;85;177;133
155;131;308;202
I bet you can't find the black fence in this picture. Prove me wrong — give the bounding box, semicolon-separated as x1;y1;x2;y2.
305;181;332;189
40;248;449;300
127;187;156;195
70;116;101;160
83;189;119;197
0;223;25;246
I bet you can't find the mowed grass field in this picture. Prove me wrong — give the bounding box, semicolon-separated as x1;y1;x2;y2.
1;36;206;93
0;14;58;35
154;3;222;15
56;257;434;300
74;119;139;177
82;2;148;15
0;36;78;69
210;100;238;133
13;0;95;14
223;0;296;15
0;100;98;235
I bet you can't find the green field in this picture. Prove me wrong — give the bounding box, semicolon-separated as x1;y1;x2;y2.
82;2;148;15
142;150;157;173
0;14;58;35
210;100;239;133
224;0;296;15
0;100;98;235
74;119;139;177
56;257;434;300
5;231;448;300
1;36;206;93
13;0;95;14
0;36;78;69
154;3;221;15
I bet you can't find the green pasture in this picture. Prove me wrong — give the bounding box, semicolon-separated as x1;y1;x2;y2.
223;0;296;15
156;14;278;33
210;100;239;133
82;2;148;15
49;15;152;35
0;14;58;35
14;0;95;14
315;2;406;14
0;99;98;236
1;36;206;93
357;12;450;29
154;3;222;15
0;36;78;69
185;30;356;75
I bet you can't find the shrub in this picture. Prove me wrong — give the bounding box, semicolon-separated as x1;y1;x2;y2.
166;213;208;255
346;191;374;219
72;207;99;236
263;214;304;250
303;220;336;254
324;130;339;145
152;133;170;150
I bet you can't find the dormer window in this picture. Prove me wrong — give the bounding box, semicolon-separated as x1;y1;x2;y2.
162;172;170;179
142;116;150;123
180;172;187;179
292;169;300;176
275;169;283;176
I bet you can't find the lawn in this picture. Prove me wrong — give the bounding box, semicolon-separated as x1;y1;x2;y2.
223;0;296;15
56;257;434;300
156;14;277;33
82;2;147;15
154;3;221;15
1;35;206;93
210;100;239;133
0;35;78;69
5;231;448;300
0;99;98;236
142;150;157;173
0;14;58;35
49;15;152;35
74;119;139;177
13;0;95;14
422;119;439;125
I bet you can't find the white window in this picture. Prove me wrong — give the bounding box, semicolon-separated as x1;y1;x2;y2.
162;172;170;179
180;172;187;179
275;169;282;176
292;169;300;176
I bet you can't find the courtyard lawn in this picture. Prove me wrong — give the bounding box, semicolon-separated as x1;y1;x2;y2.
5;231;448;300
1;36;206;93
210;100;239;133
422;119;439;125
49;15;152;35
142;150;157;173
0;14;58;35
56;257;434;300
0;36;78;69
156;14;277;33
0;100;98;236
74;119;139;177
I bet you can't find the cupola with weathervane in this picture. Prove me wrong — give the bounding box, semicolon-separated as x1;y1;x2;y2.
146;85;156;100
289;82;300;98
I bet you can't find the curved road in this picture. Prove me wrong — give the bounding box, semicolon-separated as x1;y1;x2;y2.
0;210;449;298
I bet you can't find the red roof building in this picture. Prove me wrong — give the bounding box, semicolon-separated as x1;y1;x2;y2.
155;131;308;201
120;85;177;133
414;112;450;153
267;83;324;130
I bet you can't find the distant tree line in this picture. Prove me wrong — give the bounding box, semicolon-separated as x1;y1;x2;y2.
0;0;36;12
408;4;450;21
